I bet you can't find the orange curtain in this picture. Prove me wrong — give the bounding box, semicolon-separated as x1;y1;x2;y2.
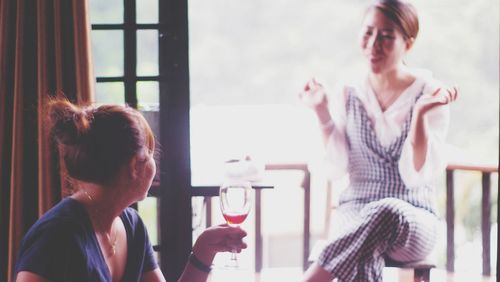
0;0;94;280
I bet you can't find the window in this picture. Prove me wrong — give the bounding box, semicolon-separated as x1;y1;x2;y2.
89;1;192;279
90;0;159;108
89;0;163;264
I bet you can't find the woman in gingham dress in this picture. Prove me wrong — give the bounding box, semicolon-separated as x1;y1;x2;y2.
299;1;458;281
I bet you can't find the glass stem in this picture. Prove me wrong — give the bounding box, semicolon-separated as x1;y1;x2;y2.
230;249;238;267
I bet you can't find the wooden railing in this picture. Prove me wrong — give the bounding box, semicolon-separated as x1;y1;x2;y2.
258;156;498;275
149;154;497;275
445;155;498;275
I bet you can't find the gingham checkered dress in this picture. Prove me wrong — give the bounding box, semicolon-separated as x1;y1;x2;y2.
317;88;439;282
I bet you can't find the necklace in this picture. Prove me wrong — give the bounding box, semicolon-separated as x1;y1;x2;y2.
82;190;118;257
83;190;93;201
105;222;118;257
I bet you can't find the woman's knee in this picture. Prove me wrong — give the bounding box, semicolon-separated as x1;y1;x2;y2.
363;198;410;225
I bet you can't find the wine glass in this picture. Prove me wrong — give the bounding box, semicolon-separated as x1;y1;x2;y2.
219;178;252;268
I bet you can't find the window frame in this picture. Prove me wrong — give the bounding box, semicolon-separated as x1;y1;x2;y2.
92;0;160;107
90;0;192;280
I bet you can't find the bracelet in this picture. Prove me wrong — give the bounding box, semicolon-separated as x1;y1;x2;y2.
189;252;212;273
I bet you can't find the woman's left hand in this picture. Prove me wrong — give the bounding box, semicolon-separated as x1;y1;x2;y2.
415;86;458;117
410;86;458;171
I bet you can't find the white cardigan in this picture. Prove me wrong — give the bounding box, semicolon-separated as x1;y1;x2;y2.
325;69;450;187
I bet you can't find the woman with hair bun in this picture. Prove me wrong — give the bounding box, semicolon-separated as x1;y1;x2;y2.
14;100;246;282
300;0;457;281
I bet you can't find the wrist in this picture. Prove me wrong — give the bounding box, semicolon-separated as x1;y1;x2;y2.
319;119;334;130
192;243;216;268
315;108;333;126
189;252;212;273
410;115;428;146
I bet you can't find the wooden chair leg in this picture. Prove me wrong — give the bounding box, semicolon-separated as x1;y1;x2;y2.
414;268;430;282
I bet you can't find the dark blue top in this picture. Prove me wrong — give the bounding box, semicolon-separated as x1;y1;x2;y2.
14;197;158;282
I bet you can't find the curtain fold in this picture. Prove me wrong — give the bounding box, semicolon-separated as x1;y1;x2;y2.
0;0;95;280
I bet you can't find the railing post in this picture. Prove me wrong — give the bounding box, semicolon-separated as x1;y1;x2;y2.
255;189;263;273
446;169;455;272
303;170;311;271
481;172;491;276
264;163;310;271
205;196;212;228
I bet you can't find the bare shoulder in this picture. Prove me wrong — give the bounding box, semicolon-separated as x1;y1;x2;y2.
15;271;48;282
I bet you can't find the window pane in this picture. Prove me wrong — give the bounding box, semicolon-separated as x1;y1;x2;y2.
138;197;158;245
89;0;123;24
91;30;124;77
140;107;160;184
95;82;125;104
138;80;159;153
137;30;159;76
137;81;159;109
137;0;159;24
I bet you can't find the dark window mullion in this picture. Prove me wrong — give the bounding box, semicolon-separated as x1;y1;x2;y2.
124;0;137;108
92;24;124;30
96;76;159;83
137;24;160;29
137;76;160;81
92;23;159;30
96;77;124;83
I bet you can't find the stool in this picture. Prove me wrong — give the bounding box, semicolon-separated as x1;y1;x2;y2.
309;240;435;282
384;257;435;282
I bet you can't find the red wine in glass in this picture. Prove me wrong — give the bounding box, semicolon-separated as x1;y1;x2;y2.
219;179;252;267
222;212;248;226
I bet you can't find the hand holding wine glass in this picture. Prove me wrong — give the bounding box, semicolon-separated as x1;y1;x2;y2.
219;178;252;268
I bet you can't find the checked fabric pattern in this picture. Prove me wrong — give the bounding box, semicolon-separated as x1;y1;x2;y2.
317;88;438;281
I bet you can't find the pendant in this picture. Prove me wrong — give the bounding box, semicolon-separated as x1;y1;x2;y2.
111;243;116;256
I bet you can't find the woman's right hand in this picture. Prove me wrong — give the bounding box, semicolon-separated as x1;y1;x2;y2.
299;78;328;110
191;224;247;266
299;78;334;129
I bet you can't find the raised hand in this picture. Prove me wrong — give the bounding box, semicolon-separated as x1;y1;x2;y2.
415;86;458;117
410;86;458;171
299;78;328;108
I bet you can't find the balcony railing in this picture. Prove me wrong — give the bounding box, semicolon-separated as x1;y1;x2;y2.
445;148;498;275
148;157;497;275
142;110;497;276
